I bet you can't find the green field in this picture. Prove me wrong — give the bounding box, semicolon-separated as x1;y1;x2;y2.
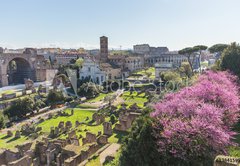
37;109;95;133
87;93;113;103
0;108;128;150
130;67;155;79
120;91;148;108
0;131;29;150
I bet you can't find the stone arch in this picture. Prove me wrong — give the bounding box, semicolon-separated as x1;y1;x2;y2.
7;57;35;85
0;54;36;86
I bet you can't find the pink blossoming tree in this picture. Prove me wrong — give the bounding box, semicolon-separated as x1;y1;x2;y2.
151;71;240;164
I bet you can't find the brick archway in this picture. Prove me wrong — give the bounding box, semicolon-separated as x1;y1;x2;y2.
0;53;36;87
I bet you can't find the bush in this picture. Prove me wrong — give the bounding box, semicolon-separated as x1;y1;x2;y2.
4;96;35;119
0;115;5;129
47;90;65;106
78;82;102;99
220;42;240;77
110;114;116;124
119;111;162;166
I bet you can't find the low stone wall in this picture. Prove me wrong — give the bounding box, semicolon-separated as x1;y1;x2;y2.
214;155;240;166
8;156;32;166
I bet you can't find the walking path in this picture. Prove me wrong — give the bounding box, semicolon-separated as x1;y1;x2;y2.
99;143;121;164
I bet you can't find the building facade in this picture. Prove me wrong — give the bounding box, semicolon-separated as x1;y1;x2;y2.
79;57;106;85
55;53;86;65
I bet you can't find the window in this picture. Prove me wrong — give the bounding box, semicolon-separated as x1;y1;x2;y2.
88;67;91;72
96;77;99;84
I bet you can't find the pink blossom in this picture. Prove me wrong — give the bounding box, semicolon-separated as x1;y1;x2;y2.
151;71;240;161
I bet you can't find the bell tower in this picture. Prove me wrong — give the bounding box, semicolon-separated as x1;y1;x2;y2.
100;36;108;62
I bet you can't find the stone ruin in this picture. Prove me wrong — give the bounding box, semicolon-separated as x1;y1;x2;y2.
58;121;65;128
115;112;141;132
92;113;105;125
97;135;108;145
7;130;13;137
103;122;113;136
68;130;76;139
65;121;73;129
21;123;41;136
0;118;113;166
24;78;34;90
15;130;21;139
75;120;81;128
214;155;240;166
16;142;33;156
128;103;141;113
82;132;97;145
0;133;105;166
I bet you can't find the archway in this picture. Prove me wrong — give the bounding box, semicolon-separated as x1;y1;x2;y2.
7;58;34;85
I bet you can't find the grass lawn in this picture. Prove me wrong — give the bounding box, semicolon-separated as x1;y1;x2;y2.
76;93;113;109
119;91;148;108
86;156;101;166
131;67;155;79
0;106;127;150
0;90;15;96
37;108;95;133
0;131;29;150
87;93;113;103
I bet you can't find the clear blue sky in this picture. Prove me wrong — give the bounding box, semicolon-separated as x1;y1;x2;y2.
0;0;240;50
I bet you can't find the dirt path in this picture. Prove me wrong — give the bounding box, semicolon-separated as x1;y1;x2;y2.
99;143;121;164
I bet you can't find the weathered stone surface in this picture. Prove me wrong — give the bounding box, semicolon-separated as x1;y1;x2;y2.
0;149;20;166
65;121;72;128
97;135;108;145
70;138;80;146
58;121;64;128
36;127;42;132
92;113;105;125
214;155;240;166
75;120;81;127
115;112;141;131
68;130;77;139
24;78;34;90
15;131;21;138
97;131;102;136
8;156;32;166
16;142;33;156
7;130;13;137
103;122;112;136
82;132;97;145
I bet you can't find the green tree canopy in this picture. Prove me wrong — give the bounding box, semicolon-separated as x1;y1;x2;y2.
220;42;240;77
179;62;192;78
179;45;207;73
209;44;229;53
47;90;65;106
78;83;102;99
3;97;35;119
119;110;162;166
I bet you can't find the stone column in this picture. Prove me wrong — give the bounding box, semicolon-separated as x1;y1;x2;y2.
0;73;8;87
46;149;50;166
56;154;61;166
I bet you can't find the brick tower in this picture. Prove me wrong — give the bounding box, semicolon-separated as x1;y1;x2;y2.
100;36;108;62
